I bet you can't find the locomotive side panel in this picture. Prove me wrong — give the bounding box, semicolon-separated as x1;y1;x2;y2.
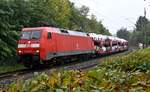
54;33;94;57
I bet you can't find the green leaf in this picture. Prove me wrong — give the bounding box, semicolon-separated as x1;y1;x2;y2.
56;89;64;92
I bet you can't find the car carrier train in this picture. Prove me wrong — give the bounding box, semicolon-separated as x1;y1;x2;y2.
17;27;128;68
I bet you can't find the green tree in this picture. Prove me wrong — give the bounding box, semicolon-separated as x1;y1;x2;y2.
130;16;150;48
117;28;130;41
135;16;149;32
79;5;89;17
144;22;150;46
0;0;18;62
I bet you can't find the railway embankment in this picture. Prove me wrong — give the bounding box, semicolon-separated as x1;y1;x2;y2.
6;47;150;92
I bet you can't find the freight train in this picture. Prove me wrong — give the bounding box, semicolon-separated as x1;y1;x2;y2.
17;27;128;68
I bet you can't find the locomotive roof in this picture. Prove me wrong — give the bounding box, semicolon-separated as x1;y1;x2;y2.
22;27;128;42
23;27;88;37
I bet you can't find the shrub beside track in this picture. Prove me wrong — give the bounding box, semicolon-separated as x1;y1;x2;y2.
6;47;150;92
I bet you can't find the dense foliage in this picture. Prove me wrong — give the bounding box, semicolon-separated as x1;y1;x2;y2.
7;47;150;91
0;0;110;63
130;16;150;48
116;27;130;41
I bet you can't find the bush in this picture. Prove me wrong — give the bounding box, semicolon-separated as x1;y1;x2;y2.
7;47;150;92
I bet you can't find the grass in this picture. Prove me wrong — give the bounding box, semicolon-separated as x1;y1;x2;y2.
0;64;25;74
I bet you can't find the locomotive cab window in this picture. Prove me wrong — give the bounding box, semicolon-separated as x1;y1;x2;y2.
47;32;51;39
20;30;41;40
31;31;41;39
20;31;31;40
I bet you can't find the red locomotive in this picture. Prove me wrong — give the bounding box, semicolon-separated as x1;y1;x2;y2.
17;27;95;67
17;27;128;68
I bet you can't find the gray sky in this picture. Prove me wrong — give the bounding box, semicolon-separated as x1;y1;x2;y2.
69;0;150;34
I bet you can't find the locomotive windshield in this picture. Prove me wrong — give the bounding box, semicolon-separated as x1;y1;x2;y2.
20;31;41;40
21;31;31;40
31;31;41;39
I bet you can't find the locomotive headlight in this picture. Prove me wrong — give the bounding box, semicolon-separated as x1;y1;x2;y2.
18;50;22;53
36;50;39;53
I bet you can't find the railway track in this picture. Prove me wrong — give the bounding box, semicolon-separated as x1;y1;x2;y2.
0;50;132;90
64;50;132;70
